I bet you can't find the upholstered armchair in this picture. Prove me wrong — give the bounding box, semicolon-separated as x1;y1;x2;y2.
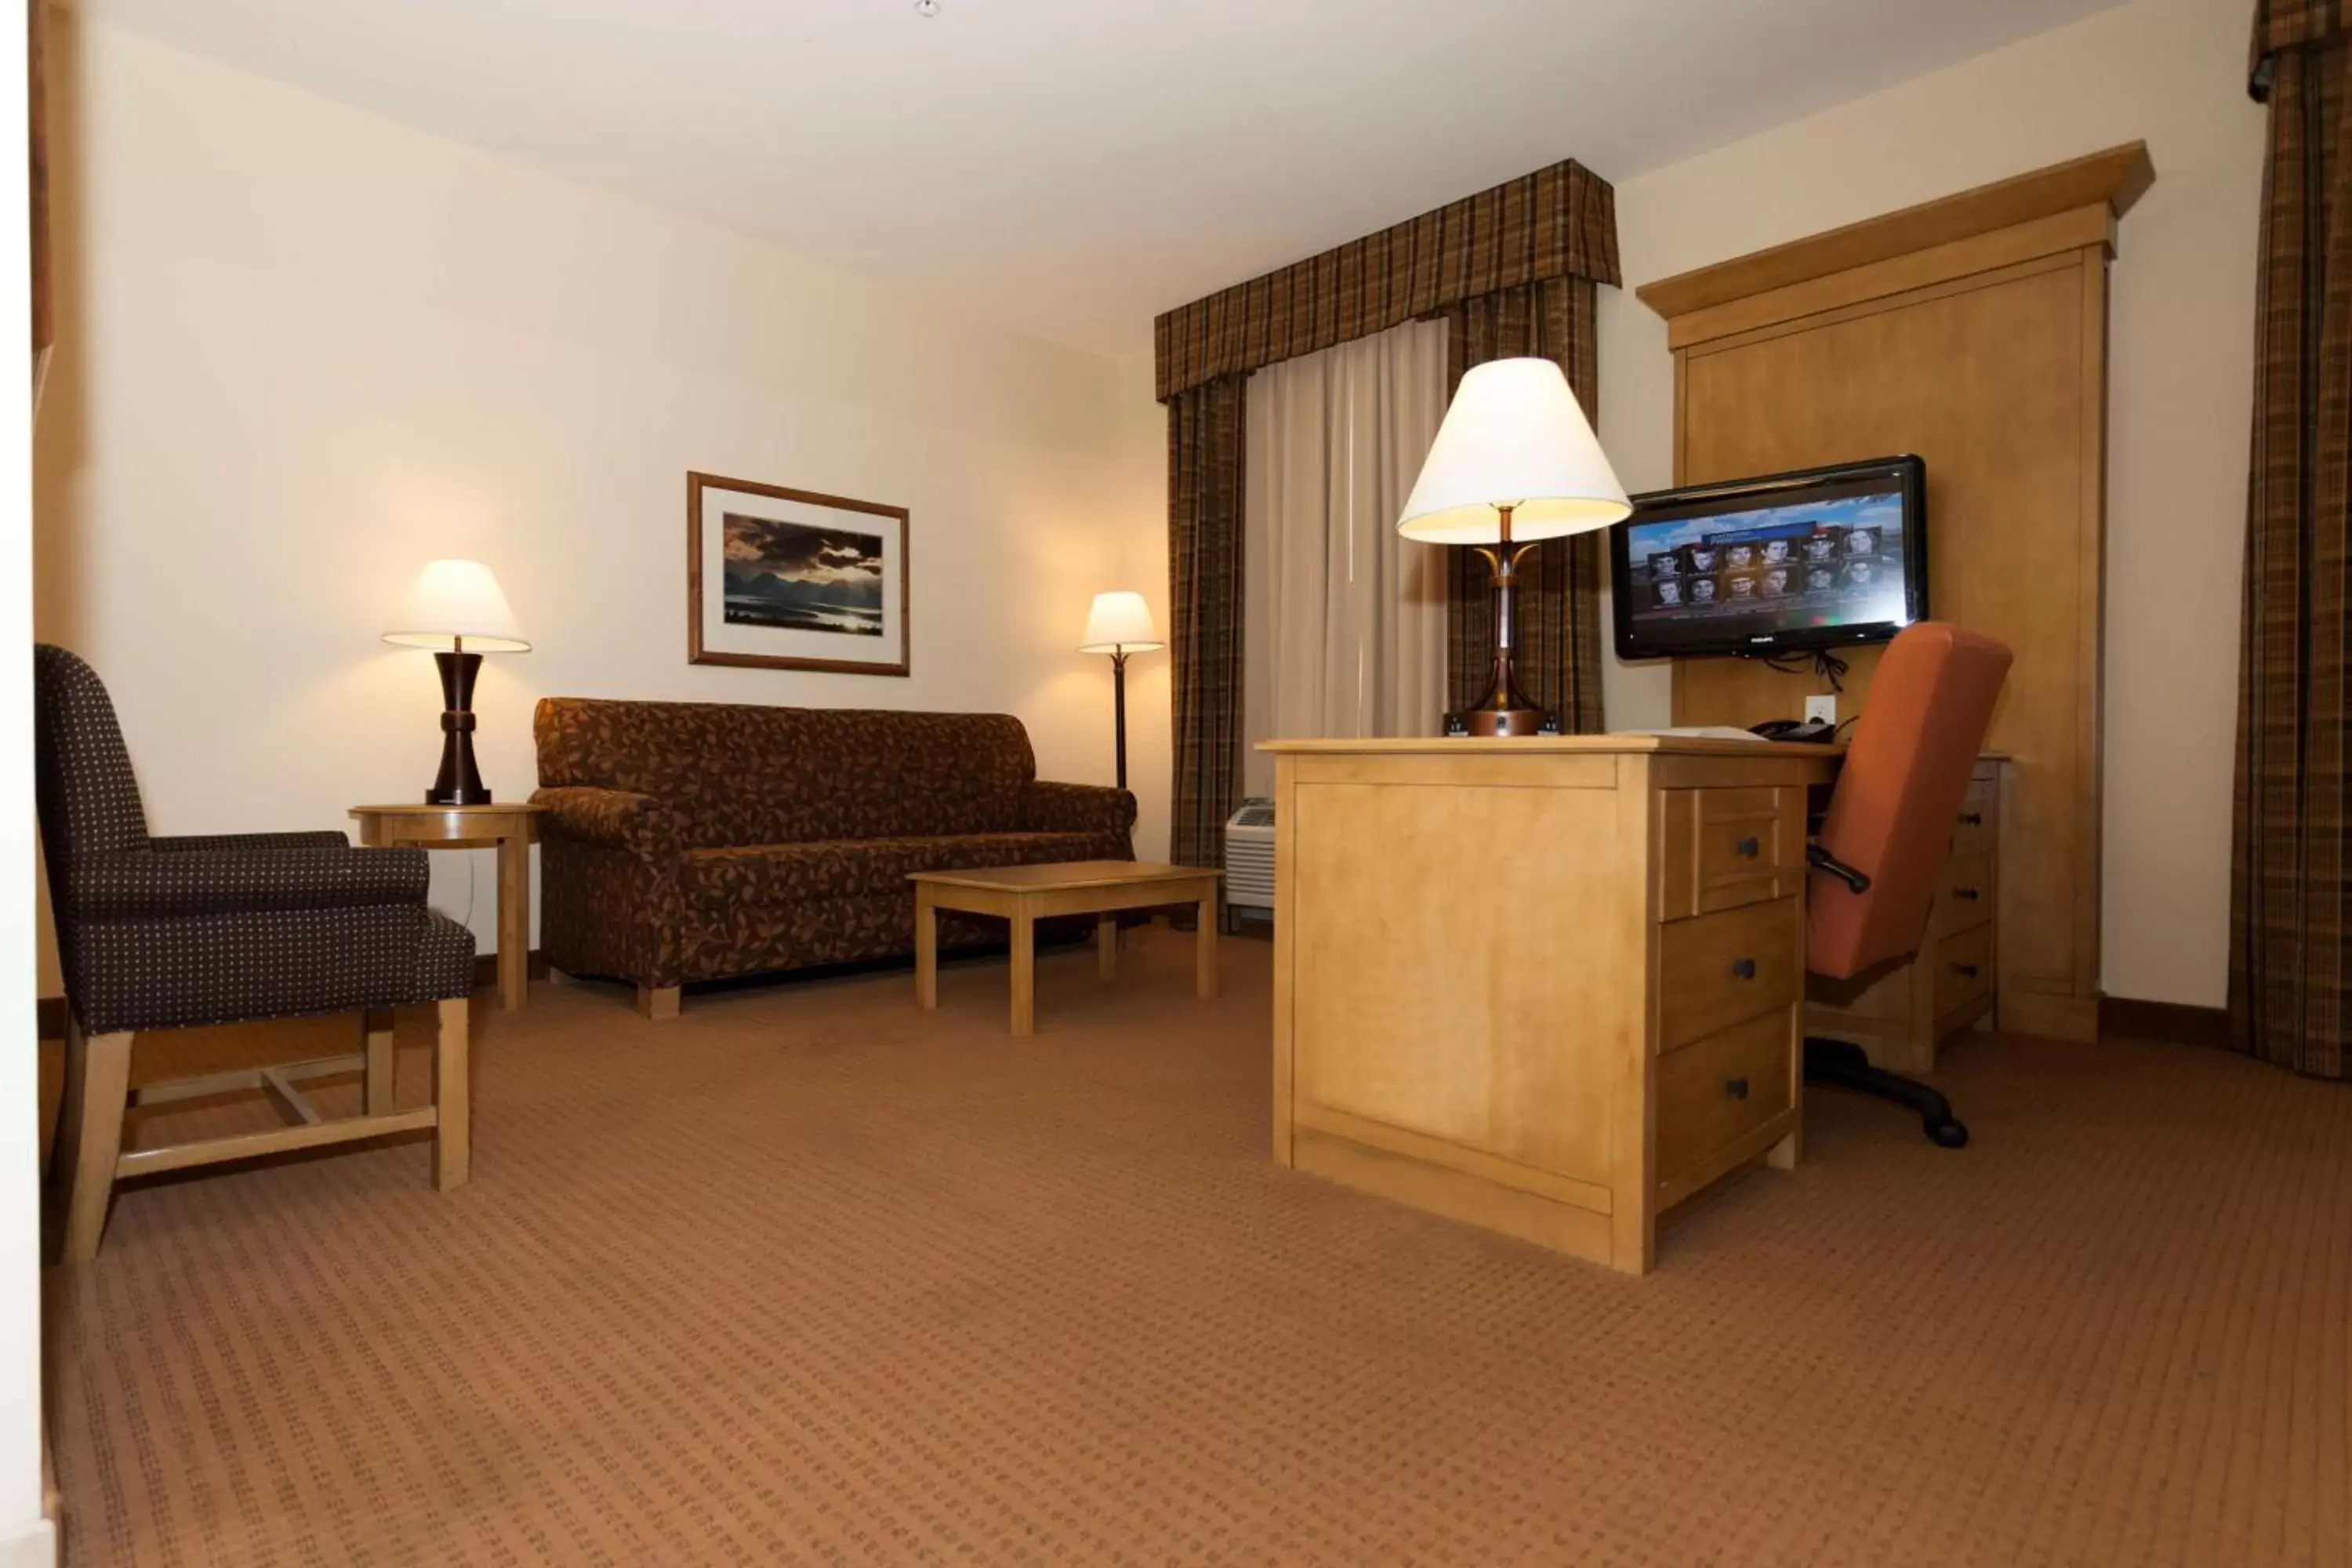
34;644;478;1262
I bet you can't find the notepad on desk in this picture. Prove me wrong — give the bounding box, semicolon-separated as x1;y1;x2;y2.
1613;725;1767;742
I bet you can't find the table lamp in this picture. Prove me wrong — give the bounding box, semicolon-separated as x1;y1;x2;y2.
1397;358;1630;736
1078;590;1162;790
383;559;530;805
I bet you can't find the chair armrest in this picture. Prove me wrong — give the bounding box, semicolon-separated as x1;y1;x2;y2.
532;786;681;859
1807;842;1872;895
67;845;427;920
1022;780;1137;837
150;830;350;854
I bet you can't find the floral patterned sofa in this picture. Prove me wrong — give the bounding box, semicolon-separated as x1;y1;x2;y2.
532;697;1135;1016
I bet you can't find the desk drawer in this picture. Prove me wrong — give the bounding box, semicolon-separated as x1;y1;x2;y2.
1934;923;1995;1018
1659;788;1805;920
1657;1008;1795;1184
1933;851;1995;938
1658;897;1801;1052
1950;781;1998;861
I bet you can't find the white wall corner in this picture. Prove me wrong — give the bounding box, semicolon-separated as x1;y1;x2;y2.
0;1515;56;1568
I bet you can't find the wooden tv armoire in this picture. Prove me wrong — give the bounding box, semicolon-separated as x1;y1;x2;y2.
1634;143;2154;1048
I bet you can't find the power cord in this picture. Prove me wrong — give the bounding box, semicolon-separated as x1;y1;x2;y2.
1751;646;1849;692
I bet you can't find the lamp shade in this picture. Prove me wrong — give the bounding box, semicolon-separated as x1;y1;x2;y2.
1396;358;1631;545
382;559;530;652
1078;590;1163;654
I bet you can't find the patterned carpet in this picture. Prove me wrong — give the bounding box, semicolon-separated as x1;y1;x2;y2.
42;928;2352;1566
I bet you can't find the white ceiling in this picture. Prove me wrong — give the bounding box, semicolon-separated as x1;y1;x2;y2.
84;0;2117;358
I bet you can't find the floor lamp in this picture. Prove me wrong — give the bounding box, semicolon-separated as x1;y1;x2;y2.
1079;591;1162;791
1397;358;1630;736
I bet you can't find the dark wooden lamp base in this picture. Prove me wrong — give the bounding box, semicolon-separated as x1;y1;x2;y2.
426;650;492;805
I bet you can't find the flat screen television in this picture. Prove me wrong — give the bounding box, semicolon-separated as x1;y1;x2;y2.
1610;455;1927;660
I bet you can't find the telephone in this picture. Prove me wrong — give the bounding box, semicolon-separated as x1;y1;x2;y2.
1748;717;1841;744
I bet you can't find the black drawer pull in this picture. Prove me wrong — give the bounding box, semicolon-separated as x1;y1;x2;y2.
1735;835;1761;858
1952;963;1981;978
1952;887;1981;902
1730;957;1758;980
1958;811;1984;826
1725;1076;1750;1102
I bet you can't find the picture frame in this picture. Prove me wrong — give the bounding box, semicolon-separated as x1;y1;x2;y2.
687;470;910;677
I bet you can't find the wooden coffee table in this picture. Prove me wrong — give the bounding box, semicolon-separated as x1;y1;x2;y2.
909;861;1221;1036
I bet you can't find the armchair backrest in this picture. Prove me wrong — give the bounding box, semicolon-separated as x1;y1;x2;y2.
34;644;151;878
1807;622;2012;981
534;696;1040;848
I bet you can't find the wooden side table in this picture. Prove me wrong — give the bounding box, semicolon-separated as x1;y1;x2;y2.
909;860;1221;1036
350;803;544;1012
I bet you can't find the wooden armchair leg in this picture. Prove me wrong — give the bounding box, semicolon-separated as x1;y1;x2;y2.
362;1007;396;1116
635;984;681;1021
56;1023;134;1264
433;996;470;1192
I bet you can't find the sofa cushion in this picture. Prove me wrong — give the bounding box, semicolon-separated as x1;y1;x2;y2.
681;832;1120;913
535;698;1038;848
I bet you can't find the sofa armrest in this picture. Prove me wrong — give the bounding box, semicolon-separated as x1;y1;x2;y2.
532;786;681;859
67;845;427;920
151;829;351;854
1022;780;1137;837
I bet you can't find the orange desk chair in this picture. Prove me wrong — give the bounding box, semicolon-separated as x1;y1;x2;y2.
1804;622;2013;1149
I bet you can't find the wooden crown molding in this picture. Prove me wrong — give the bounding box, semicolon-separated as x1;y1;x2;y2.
1635;141;2154;325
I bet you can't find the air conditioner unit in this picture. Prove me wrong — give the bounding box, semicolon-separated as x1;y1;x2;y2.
1225;797;1275;918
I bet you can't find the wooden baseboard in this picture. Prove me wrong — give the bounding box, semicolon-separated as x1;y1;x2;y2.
36;949;549;1040
2100;996;2230;1049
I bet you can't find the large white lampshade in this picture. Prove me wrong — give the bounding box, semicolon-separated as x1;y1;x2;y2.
382;559;531;652
1397;358;1631;544
1078;590;1163;654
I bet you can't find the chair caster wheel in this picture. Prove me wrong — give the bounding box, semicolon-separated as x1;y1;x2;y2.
1927;1119;1969;1149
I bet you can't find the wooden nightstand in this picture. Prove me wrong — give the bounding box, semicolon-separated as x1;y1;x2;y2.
350;803;544;1011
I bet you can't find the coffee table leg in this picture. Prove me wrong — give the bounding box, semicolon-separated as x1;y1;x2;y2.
1196;895;1218;1000
1010;909;1036;1036
914;887;938;1010
1097;916;1117;982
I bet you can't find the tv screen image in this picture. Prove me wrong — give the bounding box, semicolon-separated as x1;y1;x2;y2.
1610;456;1927;660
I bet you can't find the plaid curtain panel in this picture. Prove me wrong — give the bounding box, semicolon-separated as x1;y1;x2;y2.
1443;277;1606;733
1168;376;1247;870
2234;6;2350;1078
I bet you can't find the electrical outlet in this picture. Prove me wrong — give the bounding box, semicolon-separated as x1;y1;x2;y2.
1804;694;1838;727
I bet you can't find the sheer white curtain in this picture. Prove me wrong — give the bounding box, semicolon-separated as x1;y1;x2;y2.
1241;318;1450;797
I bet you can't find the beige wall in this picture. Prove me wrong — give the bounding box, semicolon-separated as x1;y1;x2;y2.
1595;0;2264;1008
34;16;1171;977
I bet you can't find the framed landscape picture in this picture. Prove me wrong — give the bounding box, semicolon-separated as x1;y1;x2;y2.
688;471;909;676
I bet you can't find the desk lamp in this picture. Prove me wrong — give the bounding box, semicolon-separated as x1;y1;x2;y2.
1398;358;1630;736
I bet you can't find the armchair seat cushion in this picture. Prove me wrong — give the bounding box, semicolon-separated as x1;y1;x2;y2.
70;906;476;1036
681;832;1116;913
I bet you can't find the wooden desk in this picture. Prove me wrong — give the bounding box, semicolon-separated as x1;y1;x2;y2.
1261;735;1838;1275
350;804;543;1012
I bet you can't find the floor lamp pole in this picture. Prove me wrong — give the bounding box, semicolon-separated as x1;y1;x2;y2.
1110;648;1130;792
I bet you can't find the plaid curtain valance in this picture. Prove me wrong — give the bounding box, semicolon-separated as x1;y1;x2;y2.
2252;0;2351;97
1152;159;1620;402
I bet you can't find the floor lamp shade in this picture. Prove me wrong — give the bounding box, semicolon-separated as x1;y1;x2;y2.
1080;592;1160;791
383;560;530;805
1079;591;1164;655
1398;358;1629;735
